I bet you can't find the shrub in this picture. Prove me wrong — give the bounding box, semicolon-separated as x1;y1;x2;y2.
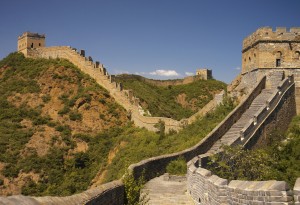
42;95;51;103
124;170;148;205
58;106;70;115
209;145;277;181
69;111;82;121
166;156;187;175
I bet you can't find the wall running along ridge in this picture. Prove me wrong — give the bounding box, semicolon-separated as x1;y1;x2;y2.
187;75;299;204
0;57;270;204
0;180;124;205
5;27;298;204
26;46;223;133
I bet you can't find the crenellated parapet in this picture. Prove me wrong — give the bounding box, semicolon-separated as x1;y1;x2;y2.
23;45;223;134
242;27;300;74
242;27;300;51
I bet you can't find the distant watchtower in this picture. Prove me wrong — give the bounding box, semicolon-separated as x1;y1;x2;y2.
196;68;212;80
18;32;45;56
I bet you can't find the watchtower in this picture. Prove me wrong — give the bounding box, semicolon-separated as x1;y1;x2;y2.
196;68;212;80
242;27;300;74
18;32;45;56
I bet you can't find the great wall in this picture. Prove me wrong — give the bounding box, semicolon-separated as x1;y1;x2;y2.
23;44;224;133
1;27;300;204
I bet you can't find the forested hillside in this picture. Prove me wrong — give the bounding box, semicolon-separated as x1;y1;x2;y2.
115;74;226;120
0;53;234;196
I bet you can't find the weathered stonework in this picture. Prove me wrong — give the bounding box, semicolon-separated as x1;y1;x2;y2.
0;180;124;205
6;28;299;205
21;42;222;133
188;154;298;205
196;68;212;80
242;27;300;73
18;32;46;56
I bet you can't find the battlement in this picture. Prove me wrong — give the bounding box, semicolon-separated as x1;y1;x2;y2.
241;26;300;73
18;32;45;40
196;68;212;80
242;27;300;52
18;32;46;55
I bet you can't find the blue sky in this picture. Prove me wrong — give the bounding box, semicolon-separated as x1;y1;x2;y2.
0;0;299;83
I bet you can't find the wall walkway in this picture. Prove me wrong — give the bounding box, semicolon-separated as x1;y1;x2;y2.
26;46;223;133
187;74;298;204
4;48;298;204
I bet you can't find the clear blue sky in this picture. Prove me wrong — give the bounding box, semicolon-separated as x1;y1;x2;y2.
1;0;299;83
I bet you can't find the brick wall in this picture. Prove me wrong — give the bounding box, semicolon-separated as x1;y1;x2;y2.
26;46;222;133
0;180;124;205
188;155;297;205
187;74;297;205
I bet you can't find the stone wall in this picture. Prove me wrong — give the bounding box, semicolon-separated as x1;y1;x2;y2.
244;77;296;149
25;46;222;133
196;69;212;80
242;27;300;73
115;74;205;87
240;68;300;114
188;154;297;205
128;76;265;181
185;176;300;205
0;180;124;205
295;178;300;205
187;75;298;204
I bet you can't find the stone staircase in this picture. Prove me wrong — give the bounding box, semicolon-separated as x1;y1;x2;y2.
267;71;284;89
207;88;275;154
207;72;286;154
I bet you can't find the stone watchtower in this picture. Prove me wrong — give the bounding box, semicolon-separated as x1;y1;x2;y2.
242;27;300;113
18;32;45;56
242;27;300;73
196;68;212;80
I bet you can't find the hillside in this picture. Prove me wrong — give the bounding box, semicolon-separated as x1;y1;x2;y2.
115;74;226;120
0;53;128;196
0;53;235;197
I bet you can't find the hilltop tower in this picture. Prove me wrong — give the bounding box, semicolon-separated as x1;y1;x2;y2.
242;27;300;73
241;27;300;113
196;68;212;80
17;32;45;56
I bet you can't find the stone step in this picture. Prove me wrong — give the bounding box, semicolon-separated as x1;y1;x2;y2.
207;86;279;153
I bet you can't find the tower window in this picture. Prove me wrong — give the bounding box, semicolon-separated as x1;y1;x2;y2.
276;59;281;67
39;43;41;46
31;43;34;48
296;51;300;60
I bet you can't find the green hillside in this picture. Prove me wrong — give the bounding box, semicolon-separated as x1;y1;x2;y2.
115;74;226;120
0;53;234;196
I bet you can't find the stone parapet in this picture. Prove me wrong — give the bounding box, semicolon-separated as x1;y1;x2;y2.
187;154;297;205
0;180;124;205
187;74;297;204
243;27;300;51
295;178;300;205
128;76;266;181
25;46;222;133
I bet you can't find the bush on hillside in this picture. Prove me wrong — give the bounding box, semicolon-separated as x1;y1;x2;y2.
166;156;187;175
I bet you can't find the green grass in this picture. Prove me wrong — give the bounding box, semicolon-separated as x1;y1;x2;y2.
166;156;187;175
0;52;234;196
0;53;126;196
115;74;226;120
103;99;235;182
